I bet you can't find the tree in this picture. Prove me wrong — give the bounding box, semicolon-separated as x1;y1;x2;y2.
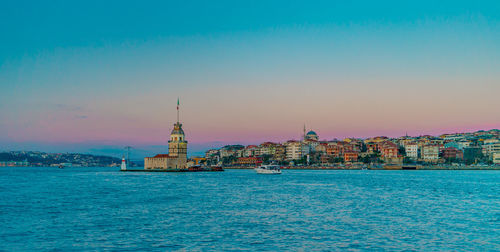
332;157;344;164
360;155;371;164
260;154;273;164
361;144;367;152
294;156;308;165
403;157;414;164
222;155;237;165
398;146;406;156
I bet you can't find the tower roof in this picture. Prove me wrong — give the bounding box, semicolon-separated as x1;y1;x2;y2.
171;122;185;135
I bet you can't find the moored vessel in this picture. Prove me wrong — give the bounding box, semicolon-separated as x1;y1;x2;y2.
255;165;282;174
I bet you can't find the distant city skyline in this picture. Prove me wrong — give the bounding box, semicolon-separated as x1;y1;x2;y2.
1;1;499;155
2;127;498;159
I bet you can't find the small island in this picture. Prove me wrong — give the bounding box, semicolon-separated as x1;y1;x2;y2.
123;100;223;172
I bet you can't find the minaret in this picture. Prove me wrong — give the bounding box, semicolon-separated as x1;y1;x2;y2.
303;123;306;141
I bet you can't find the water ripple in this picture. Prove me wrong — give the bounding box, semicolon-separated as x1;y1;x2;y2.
0;167;499;251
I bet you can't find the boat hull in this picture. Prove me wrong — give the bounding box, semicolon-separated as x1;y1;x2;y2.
254;168;282;174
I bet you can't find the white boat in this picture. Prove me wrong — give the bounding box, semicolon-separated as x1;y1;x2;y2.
255;165;282;174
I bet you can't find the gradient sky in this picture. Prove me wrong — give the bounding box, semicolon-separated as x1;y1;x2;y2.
1;0;500;157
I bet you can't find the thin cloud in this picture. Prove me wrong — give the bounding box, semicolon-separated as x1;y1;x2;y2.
54;104;82;111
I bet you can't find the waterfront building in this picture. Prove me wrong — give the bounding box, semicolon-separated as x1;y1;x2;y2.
205;149;221;165
195;128;497;166
284;140;302;160
440;133;466;141
301;140;319;158
457;140;472;150
481;141;500;158
315;143;327;154
220;145;244;158
205;149;219;159
338;142;355;155
344;151;358;162
366;143;379;154
345;138;364;151
429;138;445;146
397;137;416;148
258;142;278;156
235;149;245;158
304;139;319;150
482;138;499;145
0;160;29;167
421;145;440;161
301;143;311;158
364;136;389;144
405;143;419;159
493;153;500;164
320;154;331;165
380;142;398;158
379;141;401;163
237;157;262;166
273;145;286;161
326;143;342;157
243;145;258;157
441;147;463;160
220;148;236;158
144;101;188;170
444;141;460;150
489;129;500;138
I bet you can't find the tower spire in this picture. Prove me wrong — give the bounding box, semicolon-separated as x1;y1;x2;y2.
177;97;180;124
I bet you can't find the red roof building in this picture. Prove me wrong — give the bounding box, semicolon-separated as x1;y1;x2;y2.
380;142;399;158
441;147;463;160
237;157;263;166
344;151;359;162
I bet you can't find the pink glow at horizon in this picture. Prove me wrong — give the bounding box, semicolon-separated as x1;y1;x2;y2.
4;95;499;147
3;76;500;148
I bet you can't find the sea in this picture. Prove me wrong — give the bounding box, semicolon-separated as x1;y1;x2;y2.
0;167;499;251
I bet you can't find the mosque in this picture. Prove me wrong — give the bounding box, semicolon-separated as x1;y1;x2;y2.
303;124;319;141
304;130;319;141
144;100;187;170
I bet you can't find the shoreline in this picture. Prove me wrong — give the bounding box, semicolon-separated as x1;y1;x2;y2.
223;165;500;170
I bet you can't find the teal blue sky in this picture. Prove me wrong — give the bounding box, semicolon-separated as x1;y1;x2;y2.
1;1;499;157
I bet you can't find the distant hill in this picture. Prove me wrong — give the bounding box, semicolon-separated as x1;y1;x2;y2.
0;151;123;167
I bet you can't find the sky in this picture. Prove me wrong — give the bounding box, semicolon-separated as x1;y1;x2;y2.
1;0;500;157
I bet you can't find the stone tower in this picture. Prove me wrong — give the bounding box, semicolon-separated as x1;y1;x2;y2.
168;122;187;157
143;98;188;170
167;98;187;169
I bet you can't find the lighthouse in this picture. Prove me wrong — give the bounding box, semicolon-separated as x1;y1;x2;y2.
120;157;127;171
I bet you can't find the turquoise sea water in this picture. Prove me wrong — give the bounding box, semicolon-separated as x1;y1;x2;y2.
0;167;499;251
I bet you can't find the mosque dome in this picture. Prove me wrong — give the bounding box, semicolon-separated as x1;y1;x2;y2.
306;131;317;136
305;130;319;141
